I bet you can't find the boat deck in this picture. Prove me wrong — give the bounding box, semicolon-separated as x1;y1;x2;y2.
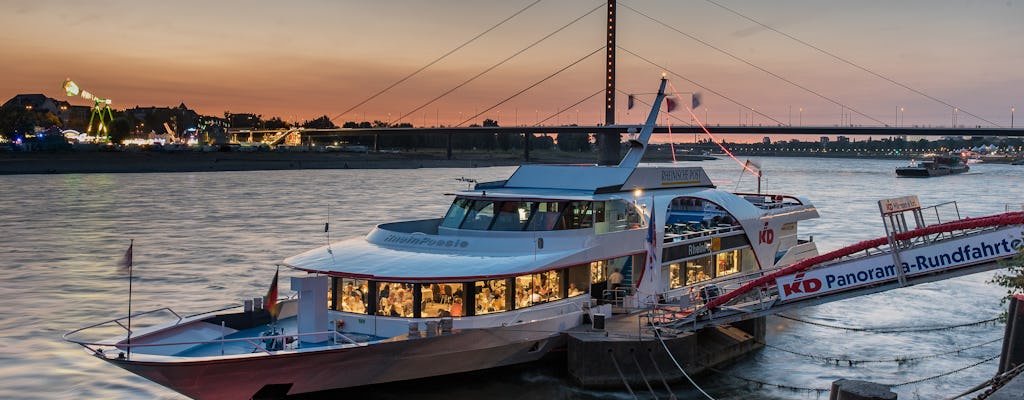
173;318;385;357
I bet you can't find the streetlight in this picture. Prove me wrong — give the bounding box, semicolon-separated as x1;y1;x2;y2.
1012;106;1016;129
799;107;803;126
900;107;904;128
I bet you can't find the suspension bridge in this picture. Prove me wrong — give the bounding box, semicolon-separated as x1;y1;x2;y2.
252;0;1024;164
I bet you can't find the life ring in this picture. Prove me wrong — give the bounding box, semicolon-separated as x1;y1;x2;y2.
773;195;783;203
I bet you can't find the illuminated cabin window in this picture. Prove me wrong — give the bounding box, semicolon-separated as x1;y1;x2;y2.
420;283;465;318
330;277;367;314
376;282;414;318
685;257;714;285
473;279;509;315
514;270;562;309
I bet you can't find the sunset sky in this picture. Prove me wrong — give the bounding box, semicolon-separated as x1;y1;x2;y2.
2;0;1022;137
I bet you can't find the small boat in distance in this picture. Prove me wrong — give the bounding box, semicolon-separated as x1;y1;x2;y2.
896;154;969;177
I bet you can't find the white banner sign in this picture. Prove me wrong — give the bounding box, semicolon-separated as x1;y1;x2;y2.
777;227;1024;301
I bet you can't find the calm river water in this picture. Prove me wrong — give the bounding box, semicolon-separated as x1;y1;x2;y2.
1;157;1021;399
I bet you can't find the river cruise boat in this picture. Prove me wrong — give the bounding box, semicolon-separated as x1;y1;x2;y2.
896;154;969;177
65;78;820;399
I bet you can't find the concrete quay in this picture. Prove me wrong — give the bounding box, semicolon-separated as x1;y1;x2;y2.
565;311;765;389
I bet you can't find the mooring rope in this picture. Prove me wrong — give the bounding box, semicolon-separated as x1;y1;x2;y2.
630;351;659;399
955;362;1024;400
652;328;717;400
776;314;1000;333
705;366;830;394
707;353;999;394
645;348;679;400
759;336;1003;365
609;350;639;400
888;354;1000;387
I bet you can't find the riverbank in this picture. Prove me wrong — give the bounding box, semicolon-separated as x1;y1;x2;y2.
0;149;596;175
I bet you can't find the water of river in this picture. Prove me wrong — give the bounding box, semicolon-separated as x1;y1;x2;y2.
1;157;1021;399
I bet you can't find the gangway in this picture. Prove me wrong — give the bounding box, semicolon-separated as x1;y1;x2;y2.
650;206;1024;333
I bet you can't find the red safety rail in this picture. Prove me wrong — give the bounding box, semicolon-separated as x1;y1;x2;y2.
702;211;1024;311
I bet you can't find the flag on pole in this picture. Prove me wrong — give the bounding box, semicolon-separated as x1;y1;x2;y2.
691;92;702;109
665;96;678;113
120;240;134;271
266;266;280;321
744;159;762;176
645;206;658;274
627;94;635;110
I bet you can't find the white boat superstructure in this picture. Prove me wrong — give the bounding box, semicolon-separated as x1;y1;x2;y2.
65;78;820;399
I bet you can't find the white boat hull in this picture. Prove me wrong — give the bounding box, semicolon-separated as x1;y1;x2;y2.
103;312;582;399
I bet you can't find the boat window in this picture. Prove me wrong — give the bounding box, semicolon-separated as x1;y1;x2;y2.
491;201;534;231
440;198;473;228
598;200;643;234
716;251;740;277
420;283;465;318
558;201;594;230
685;257;714;285
514;270;561;308
567;265;589;297
338;278;368;314
460;200;496;230
474;279;508;315
525;201;565;231
376;282;414;318
669;263;684;289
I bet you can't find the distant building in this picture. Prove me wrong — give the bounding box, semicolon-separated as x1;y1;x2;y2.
837;136;850;144
819;136;830;144
762;136;771;145
2;94;93;131
125;103;199;136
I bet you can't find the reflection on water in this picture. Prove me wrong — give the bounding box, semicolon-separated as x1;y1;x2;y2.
0;157;1020;399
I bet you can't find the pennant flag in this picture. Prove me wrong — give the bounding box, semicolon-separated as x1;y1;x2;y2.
666;96;678;113
324;222;329;232
120;240;134;271
627;94;635;110
691;92;702;110
266;266;280;321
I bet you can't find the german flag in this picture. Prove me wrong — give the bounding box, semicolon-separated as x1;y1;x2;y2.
266;266;280;321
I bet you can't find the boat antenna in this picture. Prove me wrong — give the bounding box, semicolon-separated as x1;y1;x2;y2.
325;205;336;263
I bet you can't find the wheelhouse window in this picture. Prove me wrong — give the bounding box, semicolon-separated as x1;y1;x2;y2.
597;199;643;234
440;198;595;231
474;279;509;315
420;283;465;318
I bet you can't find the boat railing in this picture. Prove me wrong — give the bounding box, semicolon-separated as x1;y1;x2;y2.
67;322;372;360
663;223;742;243
63;307;187;345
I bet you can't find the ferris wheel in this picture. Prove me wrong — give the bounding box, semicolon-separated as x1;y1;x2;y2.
62;79;114;136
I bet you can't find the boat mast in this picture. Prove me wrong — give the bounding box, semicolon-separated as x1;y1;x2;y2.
617;77;668;169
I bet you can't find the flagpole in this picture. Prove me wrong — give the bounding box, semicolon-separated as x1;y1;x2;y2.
126;239;134;360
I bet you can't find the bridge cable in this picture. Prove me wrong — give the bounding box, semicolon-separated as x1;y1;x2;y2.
608;350;640;400
776;314;1001;333
617;46;784;126
704;0;1002;128
619;1;888;127
396;2;605;126
653;328;717;400
759;336;1002;365
456;46;605;127
534;89;604;127
329;0;544;123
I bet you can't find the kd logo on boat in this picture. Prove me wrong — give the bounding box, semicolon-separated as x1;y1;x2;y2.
758;222;775;245
780;273;822;297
